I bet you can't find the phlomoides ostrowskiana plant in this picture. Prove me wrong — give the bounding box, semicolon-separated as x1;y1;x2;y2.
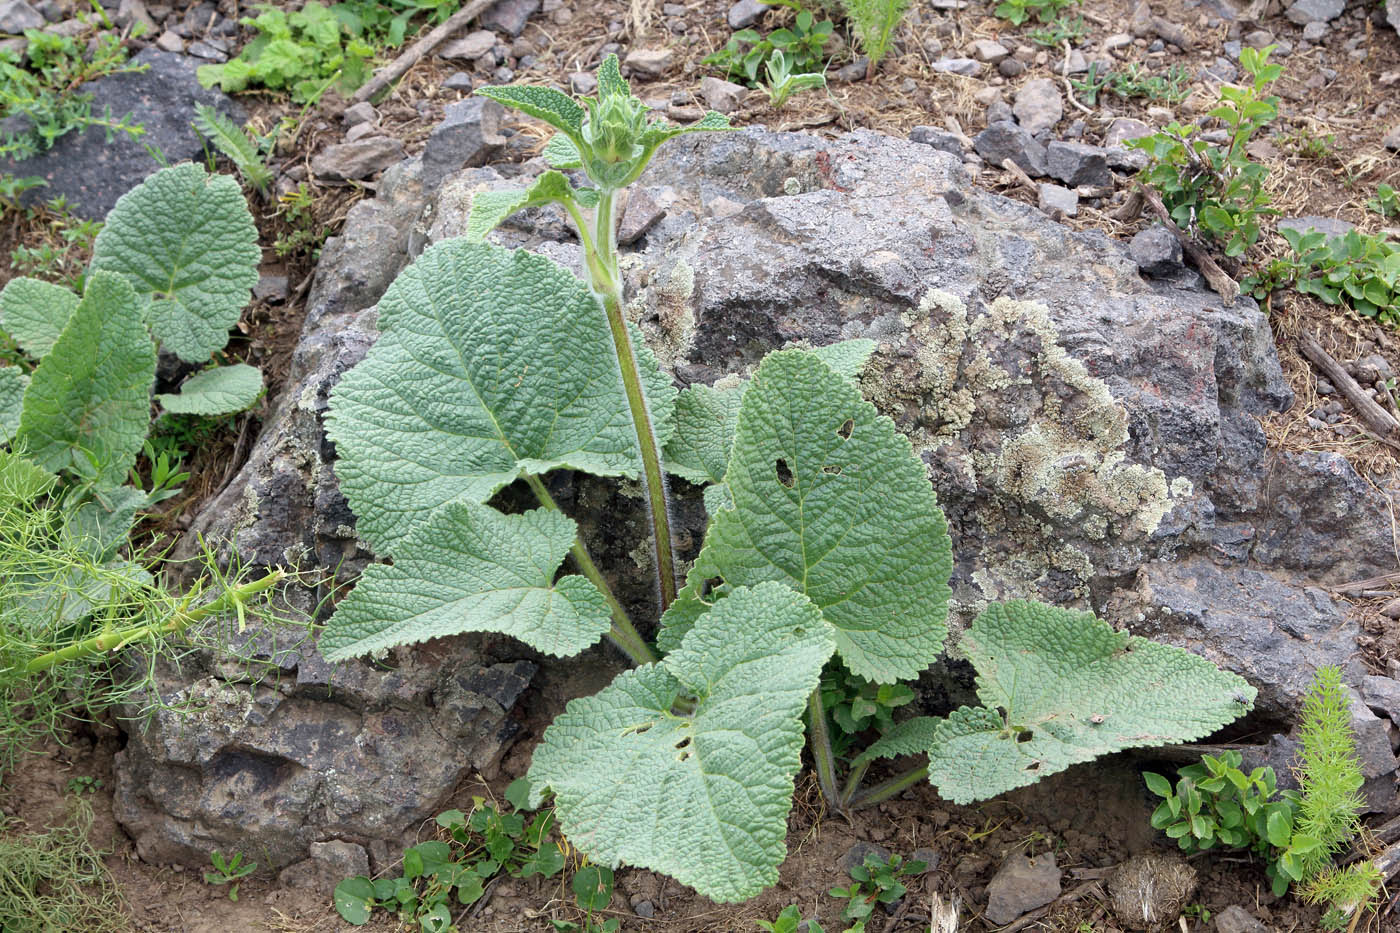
317;55;1258;902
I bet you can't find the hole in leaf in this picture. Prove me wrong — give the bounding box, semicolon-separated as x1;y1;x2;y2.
775;459;795;487
674;736;692;750
1015;731;1033;744
837;418;854;440
1025;760;1041;772
821;464;842;475
699;576;723;597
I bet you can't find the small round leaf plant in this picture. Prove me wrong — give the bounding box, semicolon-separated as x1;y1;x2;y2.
318;56;1256;903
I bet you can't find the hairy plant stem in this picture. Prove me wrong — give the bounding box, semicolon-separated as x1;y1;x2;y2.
849;762;927;810
582;189;679;613
839;759;871;810
524;473;656;666
806;689;841;809
24;570;285;673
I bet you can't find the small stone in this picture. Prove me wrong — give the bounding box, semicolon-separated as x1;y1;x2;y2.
998;58;1026;77
985;852;1062;925
154;29;183;52
1131;225;1184;276
831;58;868;83
311;136;405;181
910;848;941;873
1278;215;1354;238
481;0;539;36
442;71;473;92
0;0;43;33
700;75;745;113
116;0;156;32
185;40;227;62
839;841;891;876
1103;32;1134;50
442;29;497;61
1360;675;1400;723
1104;117;1153;147
1215;905;1270;933
420;97;505;188
931;57;980;75
344;122;377;143
569;72;596;95
1302;20;1328;39
969;38;1009;63
253;274;289;304
910;125;963;155
975;120;1047;175
1058;48;1088;73
706;195;745;219
1286;0;1344;24
1381;124;1400;150
619;188;667;244
1045;140;1111;186
1223;39;1243;59
986;99;1014;125
1243;28;1274;47
1038;182;1079;217
1013;78;1062;135
624;47;675;78
342;101;377;127
727;0;767;29
633;900;655;918
1106;146;1150;172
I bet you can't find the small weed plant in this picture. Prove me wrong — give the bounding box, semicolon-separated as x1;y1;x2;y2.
0;27;145;159
204;850;256;901
314;55;1254;903
1248;227;1400;323
705;9;833;86
64;775;102;795
829;852;924;923
763;50;828;107
7;194;102;291
1367;183;1399;220
1073;62;1190;106
994;0;1077;27
1130;46;1281;257
193;104;274;195
1147;667;1382;929
1026;13;1087;47
0;800;125;933
840;0;911;72
197;2;376;102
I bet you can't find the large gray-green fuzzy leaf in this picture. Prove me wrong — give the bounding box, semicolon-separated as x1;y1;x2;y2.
0;365;26;444
327;239;675;553
474;85;584;137
527;582;834;902
0;277;79;359
90;162;259;363
923;601;1255;804
16;271;156;486
663;382;743;486
156;363;263;415
663;340;876;489
318;502;612;661
682;349;952;683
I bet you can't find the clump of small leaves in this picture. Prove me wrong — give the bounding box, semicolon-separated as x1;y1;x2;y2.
1367;183;1400;219
1247;227;1399;322
204;850;256;901
314;54;1255;905
830;853;924;923
705;9;833;87
994;0;1077;26
7;194;102;292
763;50;828;107
1026;12;1088;47
197;2;376;102
193;104;274;195
1130;46;1282;258
63;775;102;795
0;28;145;160
1073;62;1190;106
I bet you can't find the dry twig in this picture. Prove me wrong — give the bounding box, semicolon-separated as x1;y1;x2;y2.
1299;334;1400;452
353;0;497;103
1136;184;1239;304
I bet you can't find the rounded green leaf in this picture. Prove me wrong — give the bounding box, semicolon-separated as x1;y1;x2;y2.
922;601;1255;804
333;877;375;924
317;503;612;661
571;865;614;911
327;239;675;553
90;163;259;363
686;349;952;683
1143;771;1172;798
16;271;156;486
0;365;27;445
0;277;79;360
156;363;263;415
527;582;835;902
1266;807;1292;847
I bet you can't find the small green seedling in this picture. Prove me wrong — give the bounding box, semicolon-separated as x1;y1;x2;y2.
704;10;833;86
1145;749;1300;857
829;853;925;922
64;775;102;795
1367;183;1400;219
993;0;1076;26
204;850;256;901
763;50;827;107
756;904;816;933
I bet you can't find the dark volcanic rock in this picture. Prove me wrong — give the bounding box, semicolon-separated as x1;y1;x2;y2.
3;49;242;219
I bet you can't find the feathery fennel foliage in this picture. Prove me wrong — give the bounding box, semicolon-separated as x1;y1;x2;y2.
840;0;911;72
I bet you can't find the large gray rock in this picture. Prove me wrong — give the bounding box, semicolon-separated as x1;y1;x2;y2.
985;852;1061;924
420;97;504;188
114;160;541;871
124;127;1400;868
2;49;243;219
974;120;1047;175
